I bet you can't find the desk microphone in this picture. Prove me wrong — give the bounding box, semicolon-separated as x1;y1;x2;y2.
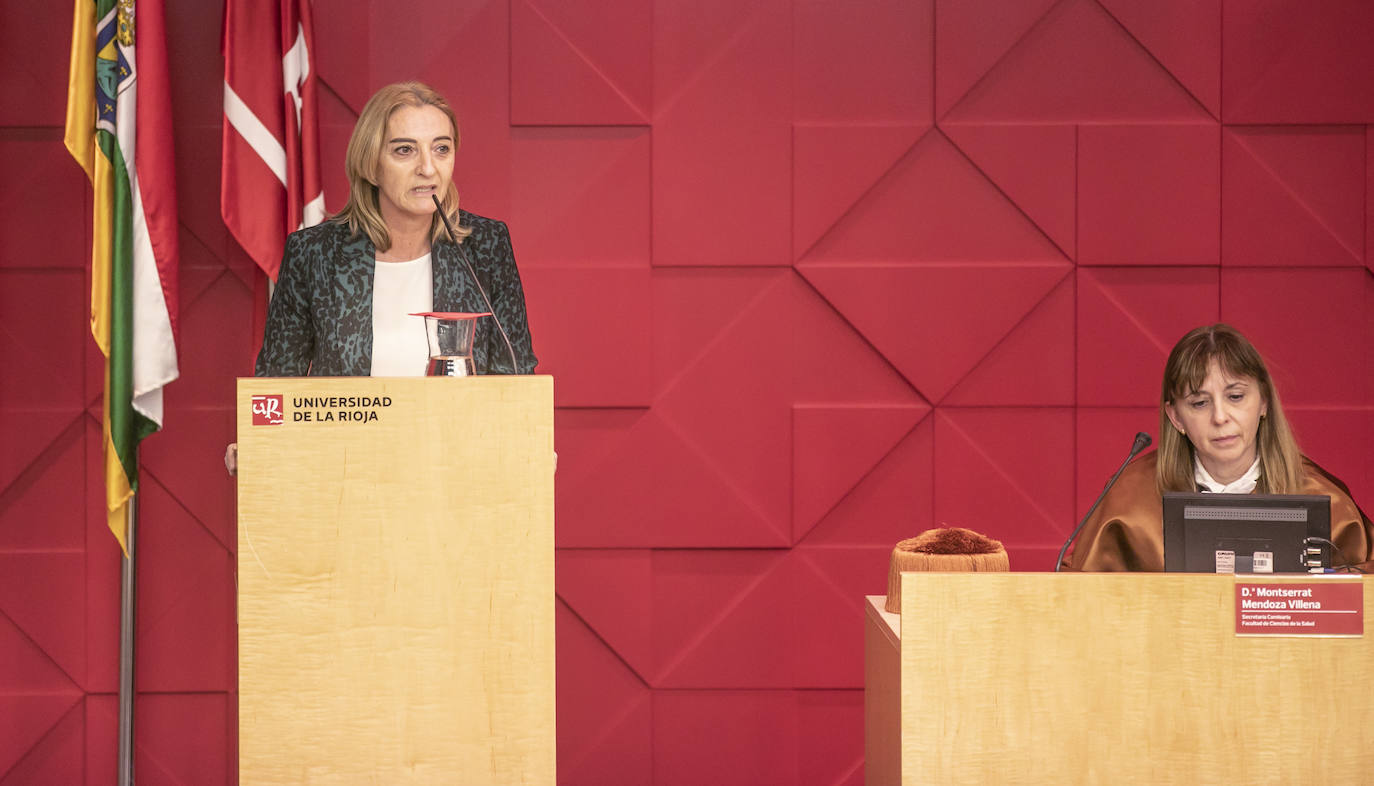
1054;432;1152;572
432;194;520;373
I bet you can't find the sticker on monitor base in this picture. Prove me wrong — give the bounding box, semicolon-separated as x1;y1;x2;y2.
1235;581;1363;637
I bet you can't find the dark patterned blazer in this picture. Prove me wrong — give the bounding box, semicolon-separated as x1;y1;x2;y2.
255;211;537;376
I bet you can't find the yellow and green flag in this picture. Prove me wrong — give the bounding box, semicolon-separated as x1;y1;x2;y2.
65;0;180;554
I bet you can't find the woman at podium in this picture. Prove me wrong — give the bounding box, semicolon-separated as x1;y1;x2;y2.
255;81;536;377
1062;324;1372;571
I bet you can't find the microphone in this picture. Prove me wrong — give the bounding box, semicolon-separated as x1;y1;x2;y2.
1054;432;1152;572
431;194;520;374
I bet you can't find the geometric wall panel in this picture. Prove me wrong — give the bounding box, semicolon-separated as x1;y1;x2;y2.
84;692;232;784
1074;406;1159;528
82;421;123;697
1284;408;1374;523
170;127;234;270
0;412;84;523
522;266;653;408
511;0;650;125
1078;124;1220;266
0;0;71;127
650;268;783;392
164;0;235;265
790;279;926;409
942;123;1077;258
650;283;793;534
796;418;935;548
652;550;794;688
1098;0;1221;118
795;0;931;124
556;544;889;697
557;544;891;694
796;691;863;786
943;274;1075;406
653;691;797;786
404;0;517;218
1222;126;1365;267
366;0;506;101
1076;267;1220;407
0;694;83;783
943;0;1212;123
555;408;790;548
310;3;371;113
0;424;84;553
933;408;1075;558
802;262;1071;402
0;270;86;409
165;270;258;408
791;545;891;689
653;0;790;267
0;698;84;784
556;550;654;683
555;265;926;545
131;476;232;693
132;694;231;785
1221;0;1374;124
1076;403;1160;465
934;0;1059;117
791;404;925;542
792;124;928;259
0;552;85;693
162;0;223;129
84;696;119;786
309;85;358;226
1221;267;1372;407
511;128;651;267
802;130;1067;263
555;601;652;786
0;137;88;269
138;407;237;552
0;610;79;699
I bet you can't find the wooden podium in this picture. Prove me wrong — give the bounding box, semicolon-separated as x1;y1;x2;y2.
235;376;554;785
865;573;1372;785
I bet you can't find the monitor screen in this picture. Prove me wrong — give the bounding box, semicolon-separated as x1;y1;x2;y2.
1162;493;1331;574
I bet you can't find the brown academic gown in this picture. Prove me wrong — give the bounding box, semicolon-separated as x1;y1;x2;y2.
1062;451;1374;572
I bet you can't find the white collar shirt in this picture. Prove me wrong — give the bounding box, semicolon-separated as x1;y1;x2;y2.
1193;456;1261;494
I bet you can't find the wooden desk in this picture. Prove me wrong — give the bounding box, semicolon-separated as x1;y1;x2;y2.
865;573;1371;785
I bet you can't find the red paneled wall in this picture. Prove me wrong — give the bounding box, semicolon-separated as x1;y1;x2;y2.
3;0;1373;783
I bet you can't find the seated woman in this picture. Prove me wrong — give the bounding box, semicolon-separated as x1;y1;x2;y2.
255;80;536;377
1063;323;1372;572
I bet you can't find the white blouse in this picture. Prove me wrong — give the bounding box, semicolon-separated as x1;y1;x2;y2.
370;253;433;377
1193;456;1261;494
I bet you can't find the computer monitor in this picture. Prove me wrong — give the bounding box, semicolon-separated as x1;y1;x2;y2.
1162;493;1331;574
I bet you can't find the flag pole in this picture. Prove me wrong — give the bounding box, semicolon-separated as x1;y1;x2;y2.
117;495;137;786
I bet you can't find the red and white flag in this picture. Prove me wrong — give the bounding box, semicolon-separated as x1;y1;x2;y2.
221;0;324;280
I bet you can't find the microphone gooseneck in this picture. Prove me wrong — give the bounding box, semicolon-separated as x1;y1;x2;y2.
431;194;520;373
1054;432;1153;572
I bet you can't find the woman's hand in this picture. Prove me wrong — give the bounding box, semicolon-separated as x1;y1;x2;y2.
225;443;238;476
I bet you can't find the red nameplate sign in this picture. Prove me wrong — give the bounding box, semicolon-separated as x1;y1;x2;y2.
1235;581;1363;637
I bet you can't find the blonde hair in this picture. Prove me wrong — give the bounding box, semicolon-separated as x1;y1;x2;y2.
331;81;470;250
1157;324;1304;494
